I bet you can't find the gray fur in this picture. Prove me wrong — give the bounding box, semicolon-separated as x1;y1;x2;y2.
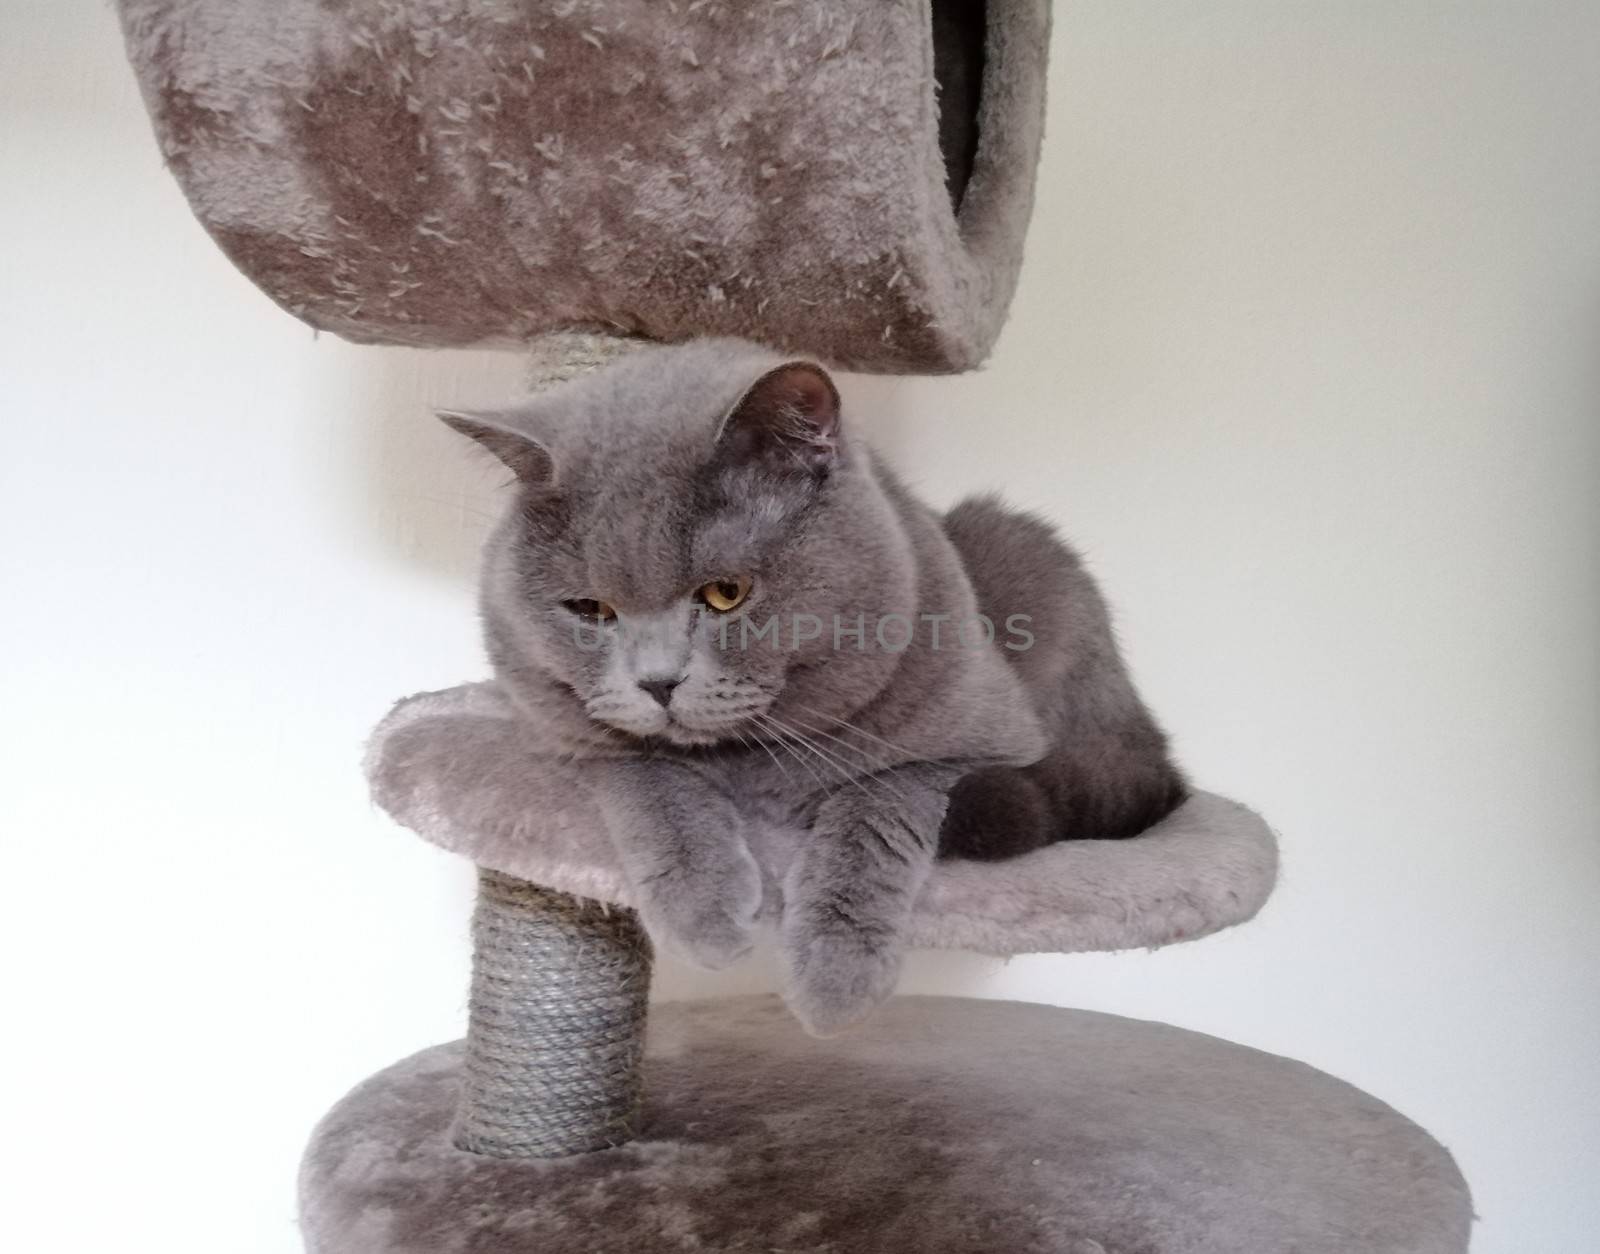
443;339;1184;1035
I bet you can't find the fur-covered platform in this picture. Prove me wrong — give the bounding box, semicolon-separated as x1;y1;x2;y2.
366;683;1280;957
300;995;1472;1254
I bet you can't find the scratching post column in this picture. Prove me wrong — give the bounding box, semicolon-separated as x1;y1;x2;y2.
455;870;653;1158
524;331;650;391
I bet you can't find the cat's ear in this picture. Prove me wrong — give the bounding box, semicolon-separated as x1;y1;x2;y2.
715;362;841;474
437;407;555;485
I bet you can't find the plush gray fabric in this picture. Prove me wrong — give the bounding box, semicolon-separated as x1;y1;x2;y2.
115;1;1049;373
300;995;1473;1254
366;682;1279;958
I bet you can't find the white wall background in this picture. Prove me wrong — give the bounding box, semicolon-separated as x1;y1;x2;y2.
4;2;1597;1250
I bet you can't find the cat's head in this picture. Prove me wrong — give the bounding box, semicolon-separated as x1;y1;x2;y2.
442;340;915;748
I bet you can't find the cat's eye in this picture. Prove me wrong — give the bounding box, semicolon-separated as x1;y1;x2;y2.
562;598;616;623
697;576;752;613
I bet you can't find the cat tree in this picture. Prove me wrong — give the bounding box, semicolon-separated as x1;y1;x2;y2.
118;3;1473;1251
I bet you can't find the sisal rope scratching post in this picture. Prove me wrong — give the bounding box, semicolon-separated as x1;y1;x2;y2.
455;871;653;1157
524;331;652;391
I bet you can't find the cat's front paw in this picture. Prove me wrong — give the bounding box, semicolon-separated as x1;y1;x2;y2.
637;845;763;971
780;917;904;1037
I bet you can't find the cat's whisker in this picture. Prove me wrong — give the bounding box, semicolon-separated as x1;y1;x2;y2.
783;713;898;773
752;712;834;791
773;713;916;806
752;711;838;795
757;711;899;803
792;703;919;763
737;725;794;783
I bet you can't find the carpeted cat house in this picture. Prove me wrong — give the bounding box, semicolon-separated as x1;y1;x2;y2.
117;0;1040;372
117;3;1473;1252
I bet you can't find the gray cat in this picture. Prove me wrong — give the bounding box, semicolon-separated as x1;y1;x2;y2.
441;339;1185;1035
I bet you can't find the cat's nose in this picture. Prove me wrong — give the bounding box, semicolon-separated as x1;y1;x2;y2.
637;676;682;708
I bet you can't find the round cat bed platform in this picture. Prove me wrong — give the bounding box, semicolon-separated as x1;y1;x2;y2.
301;995;1473;1254
366;683;1279;957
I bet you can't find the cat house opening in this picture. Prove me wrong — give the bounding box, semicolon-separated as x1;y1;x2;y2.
932;0;988;212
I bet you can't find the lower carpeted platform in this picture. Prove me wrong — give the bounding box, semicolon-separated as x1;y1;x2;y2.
300;996;1471;1253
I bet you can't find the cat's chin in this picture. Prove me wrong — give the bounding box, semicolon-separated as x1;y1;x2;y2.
659;720;750;749
596;717;746;751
